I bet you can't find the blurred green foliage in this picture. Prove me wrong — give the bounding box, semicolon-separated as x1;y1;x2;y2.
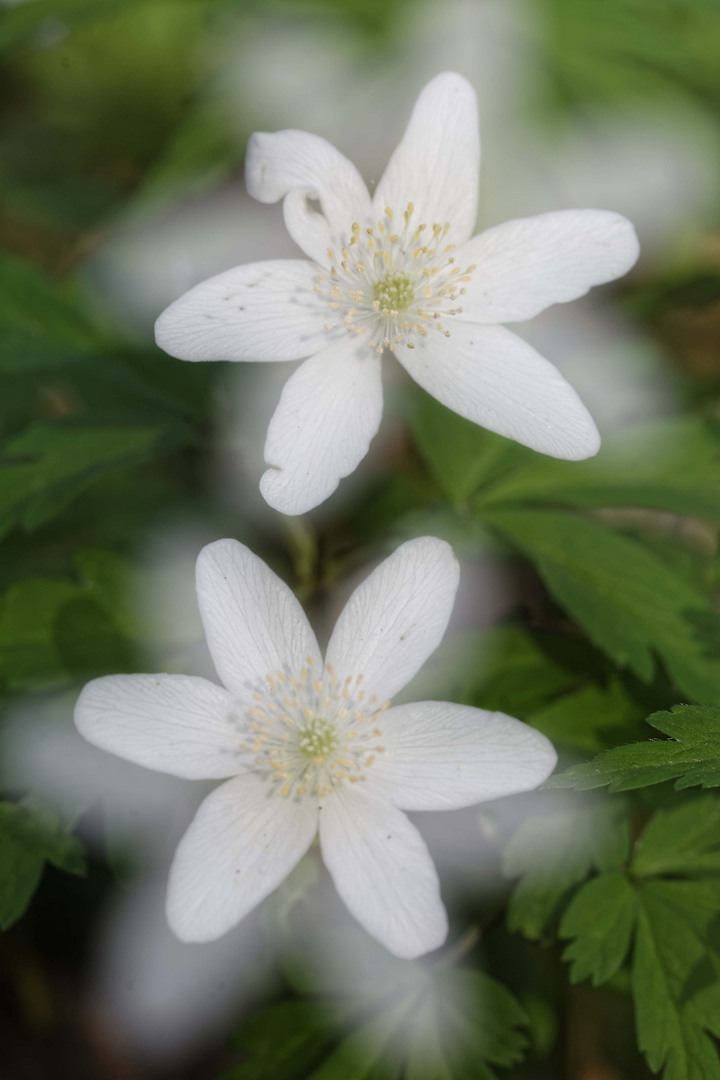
0;0;720;1077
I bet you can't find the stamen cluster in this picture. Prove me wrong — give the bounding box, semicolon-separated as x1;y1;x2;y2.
314;203;477;353
232;658;388;800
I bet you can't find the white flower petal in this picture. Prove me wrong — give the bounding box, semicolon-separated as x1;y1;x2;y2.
364;702;557;811
245;130;372;266
154;259;334;362
195;539;321;697
324;537;459;704
260;338;383;516
458;209;640;323
319;785;447;959
398;322;600;460
373;72;479;248
74;674;241;780
167;774;318;942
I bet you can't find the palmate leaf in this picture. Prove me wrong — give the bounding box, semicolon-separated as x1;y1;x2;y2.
559;871;638;985
0;801;86;930
554;798;720;1080
550;705;720;793
503;801;630;940
632;883;720;1080
481;509;720;703
632;796;720;877
224;961;528;1080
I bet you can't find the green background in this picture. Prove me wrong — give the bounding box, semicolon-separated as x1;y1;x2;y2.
2;0;720;1077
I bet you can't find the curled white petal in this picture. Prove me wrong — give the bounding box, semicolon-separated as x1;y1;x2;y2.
246;129;372;266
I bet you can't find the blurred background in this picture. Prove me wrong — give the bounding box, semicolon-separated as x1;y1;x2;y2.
1;0;720;1077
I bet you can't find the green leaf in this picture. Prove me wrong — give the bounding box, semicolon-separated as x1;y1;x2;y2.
402;970;528;1080
0;416;182;537
226;962;528;1080
55;595;137;680
405;626;595;718
633;883;720;1080
73;546;138;637
504;801;630;940
528;677;644;752
0;255;104;372
476;418;720;523
0;578;78;690
632;796;720;878
559;871;638;985
223;1001;347;1080
308;1003;411;1080
482;508;720;702
0;548;138;690
0;801;86;931
551;705;720;793
411;393;527;505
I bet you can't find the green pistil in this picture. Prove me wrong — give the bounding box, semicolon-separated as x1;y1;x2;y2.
297;717;339;760
373;270;414;312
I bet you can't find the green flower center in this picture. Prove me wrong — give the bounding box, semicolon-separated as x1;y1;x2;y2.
297;716;339;761
372;270;415;313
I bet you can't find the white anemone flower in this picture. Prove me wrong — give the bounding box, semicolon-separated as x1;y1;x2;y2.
75;536;555;959
155;72;640;516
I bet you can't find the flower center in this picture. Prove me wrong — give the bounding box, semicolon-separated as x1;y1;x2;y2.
372;270;414;313
314;202;477;354
297;716;339;760
230;660;388;800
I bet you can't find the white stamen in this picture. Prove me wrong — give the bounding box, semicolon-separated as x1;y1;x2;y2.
315;202;476;351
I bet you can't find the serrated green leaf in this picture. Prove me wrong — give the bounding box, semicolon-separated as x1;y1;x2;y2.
632;796;720;878
482;508;720;702
504;802;630;940
0;801;86;930
633;883;720;1080
226;963;528;1080
551;705;720;793
308;1001;411;1080
560;871;638;985
436;971;529;1074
